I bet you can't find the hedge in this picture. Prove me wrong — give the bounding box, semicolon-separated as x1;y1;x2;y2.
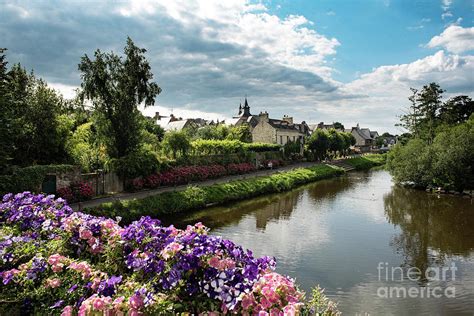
0;164;76;195
87;164;344;224
344;154;386;170
190;139;281;156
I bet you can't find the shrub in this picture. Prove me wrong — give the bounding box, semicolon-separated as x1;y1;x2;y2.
243;142;281;152
144;174;161;189
56;186;74;202
111;149;159;180
0;192;340;314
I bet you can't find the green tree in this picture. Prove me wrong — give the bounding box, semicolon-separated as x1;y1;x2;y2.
306;129;329;161
439;95;474;125
162;130;191;159
193;124;229;140
327;129;344;158
78;37;161;158
0;48;13;171
431;115;474;192
226;124;252;142
333;122;345;130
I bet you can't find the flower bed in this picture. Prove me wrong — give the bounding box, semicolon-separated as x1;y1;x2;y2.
0;192;339;315
131;163;258;191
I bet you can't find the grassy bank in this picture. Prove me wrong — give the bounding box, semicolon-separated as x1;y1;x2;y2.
345;154;386;170
87;164;344;224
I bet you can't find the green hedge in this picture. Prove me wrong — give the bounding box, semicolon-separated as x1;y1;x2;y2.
0;164;76;195
345;154;386;170
190;139;281;156
87;164;344;224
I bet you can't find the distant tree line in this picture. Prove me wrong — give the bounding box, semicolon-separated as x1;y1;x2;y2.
387;82;474;192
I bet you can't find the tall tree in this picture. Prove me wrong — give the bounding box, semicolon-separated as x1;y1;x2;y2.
416;82;444;143
78;37;161;158
439;95;474;125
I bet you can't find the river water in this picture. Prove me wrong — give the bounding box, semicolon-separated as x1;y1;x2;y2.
161;170;474;315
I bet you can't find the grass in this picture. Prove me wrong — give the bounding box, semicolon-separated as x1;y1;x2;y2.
86;164;344;224
344;154;386;170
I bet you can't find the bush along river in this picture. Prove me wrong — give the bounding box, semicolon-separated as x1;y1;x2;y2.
161;169;474;315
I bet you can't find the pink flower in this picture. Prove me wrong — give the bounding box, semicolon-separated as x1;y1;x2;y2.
283;304;296;316
129;294;144;310
209;256;220;268
259;311;269;316
260;297;272;309
61;305;73;316
92;296;109;311
241;294;255;310
46;278;61;288
79;228;93;240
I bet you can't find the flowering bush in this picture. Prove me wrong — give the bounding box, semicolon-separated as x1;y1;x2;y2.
0;192;339;315
226;162;256;175
57;182;94;203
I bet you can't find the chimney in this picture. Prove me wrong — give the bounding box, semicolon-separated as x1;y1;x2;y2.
259;111;269;122
154;112;160;120
282;115;293;124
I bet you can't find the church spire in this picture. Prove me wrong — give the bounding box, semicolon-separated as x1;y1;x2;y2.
242;96;251;116
238;103;242;115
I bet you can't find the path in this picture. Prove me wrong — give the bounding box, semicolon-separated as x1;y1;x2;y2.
71;160;325;211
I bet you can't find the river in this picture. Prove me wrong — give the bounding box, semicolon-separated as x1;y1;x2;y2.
161;170;474;315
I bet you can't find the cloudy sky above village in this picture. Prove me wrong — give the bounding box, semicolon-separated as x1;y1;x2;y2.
1;0;473;133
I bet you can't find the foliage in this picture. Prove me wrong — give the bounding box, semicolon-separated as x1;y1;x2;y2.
226;124;252;143
0;57;70;168
0;165;76;196
192;124;229;140
397;82;472;143
78;37;161;158
191;139;244;156
345;154;386;170
306;129;329;161
89;165;344;224
0;192;339;315
243;142;281;153
111;149;160;180
389;83;474;192
66;122;108;172
162;130;191;159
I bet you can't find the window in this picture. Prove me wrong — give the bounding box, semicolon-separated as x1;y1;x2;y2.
280;135;283;144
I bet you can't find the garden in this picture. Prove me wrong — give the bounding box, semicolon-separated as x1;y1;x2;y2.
0;192;340;315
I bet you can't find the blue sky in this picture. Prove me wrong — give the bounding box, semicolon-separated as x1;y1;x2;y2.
1;0;473;133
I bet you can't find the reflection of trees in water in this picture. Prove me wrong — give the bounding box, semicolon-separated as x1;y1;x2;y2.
306;173;360;201
168;173;360;231
384;186;474;282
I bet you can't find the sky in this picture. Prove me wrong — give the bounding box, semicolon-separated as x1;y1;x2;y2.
1;0;473;134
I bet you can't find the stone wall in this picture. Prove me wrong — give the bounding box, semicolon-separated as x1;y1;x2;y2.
55;167;82;190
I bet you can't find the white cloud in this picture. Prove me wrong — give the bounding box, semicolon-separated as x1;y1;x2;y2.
427;25;474;53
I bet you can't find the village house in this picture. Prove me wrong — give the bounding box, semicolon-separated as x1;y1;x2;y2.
153;112;212;131
308;122;344;133
345;124;379;153
227;98;309;145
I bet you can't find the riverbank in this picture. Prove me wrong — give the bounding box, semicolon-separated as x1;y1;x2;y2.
87;164;345;224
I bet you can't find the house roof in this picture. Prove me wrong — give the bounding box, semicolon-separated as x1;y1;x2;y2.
268;119;306;133
165;120;191;131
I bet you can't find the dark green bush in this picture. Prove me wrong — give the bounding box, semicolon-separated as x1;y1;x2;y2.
111;149;160;179
87;164;344;224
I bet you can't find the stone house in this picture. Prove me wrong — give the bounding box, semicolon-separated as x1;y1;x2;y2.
227;98;309;145
345;124;379;152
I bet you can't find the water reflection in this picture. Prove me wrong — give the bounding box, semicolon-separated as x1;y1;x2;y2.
163;170;474;315
384;186;474;283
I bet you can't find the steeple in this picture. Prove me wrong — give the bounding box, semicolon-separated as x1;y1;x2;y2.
242;97;251;116
238;103;242;115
